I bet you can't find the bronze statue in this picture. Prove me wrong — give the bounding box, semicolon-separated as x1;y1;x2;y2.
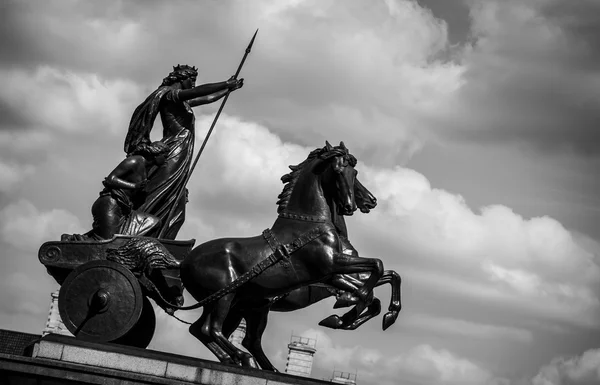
220;178;402;371
124;66;244;239
39;31;404;367
173;142;388;368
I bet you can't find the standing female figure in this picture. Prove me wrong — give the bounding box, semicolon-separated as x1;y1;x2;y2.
124;65;243;239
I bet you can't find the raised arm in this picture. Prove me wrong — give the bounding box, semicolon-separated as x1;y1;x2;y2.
177;77;243;103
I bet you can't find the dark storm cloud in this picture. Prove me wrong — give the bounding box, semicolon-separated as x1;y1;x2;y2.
447;67;600;156
439;0;600;157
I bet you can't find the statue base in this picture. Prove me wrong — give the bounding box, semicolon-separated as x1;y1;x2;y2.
1;333;328;384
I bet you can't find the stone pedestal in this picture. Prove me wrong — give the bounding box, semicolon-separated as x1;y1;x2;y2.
0;333;331;385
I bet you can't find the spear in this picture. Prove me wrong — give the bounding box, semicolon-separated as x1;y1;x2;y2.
159;29;259;238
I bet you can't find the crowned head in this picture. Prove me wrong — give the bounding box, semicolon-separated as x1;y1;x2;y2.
161;64;198;87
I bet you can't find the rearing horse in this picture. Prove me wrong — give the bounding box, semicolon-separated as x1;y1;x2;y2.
221;178;402;371
180;141;384;368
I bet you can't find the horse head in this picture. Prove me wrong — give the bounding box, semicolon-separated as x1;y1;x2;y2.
355;178;377;213
318;141;358;216
276;141;359;221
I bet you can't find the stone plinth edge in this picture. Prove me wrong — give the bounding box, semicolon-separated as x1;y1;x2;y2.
0;333;331;385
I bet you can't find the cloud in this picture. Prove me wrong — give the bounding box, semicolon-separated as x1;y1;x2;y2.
0;0;468;165
0;200;84;251
390;344;494;385
531;348;600;385
441;0;600;156
0;160;34;193
353;163;600;327
0;130;54;152
2;0;598;162
0;200;83;331
0;0;155;77
0;66;141;135
301;327;499;385
403;313;533;343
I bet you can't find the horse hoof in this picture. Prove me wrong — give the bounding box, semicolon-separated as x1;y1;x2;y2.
319;315;343;329
382;311;398;331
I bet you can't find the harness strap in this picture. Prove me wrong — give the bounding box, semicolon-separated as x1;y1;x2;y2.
278;211;329;223
262;226;326;259
143;225;329;314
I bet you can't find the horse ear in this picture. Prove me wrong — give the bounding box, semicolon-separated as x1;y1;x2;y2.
325;141;333;151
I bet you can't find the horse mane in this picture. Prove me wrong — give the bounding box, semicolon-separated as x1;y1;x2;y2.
276;143;357;213
276;148;321;213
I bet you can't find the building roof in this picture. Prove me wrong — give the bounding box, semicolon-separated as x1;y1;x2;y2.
0;329;40;356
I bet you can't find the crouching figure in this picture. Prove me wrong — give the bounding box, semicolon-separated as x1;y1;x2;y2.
63;141;169;241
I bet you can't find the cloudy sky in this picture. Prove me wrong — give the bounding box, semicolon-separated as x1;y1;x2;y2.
1;0;599;384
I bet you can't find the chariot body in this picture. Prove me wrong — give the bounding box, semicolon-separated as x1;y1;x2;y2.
39;235;195;348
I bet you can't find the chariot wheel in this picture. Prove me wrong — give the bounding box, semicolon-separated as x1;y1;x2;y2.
113;295;156;348
58;259;155;347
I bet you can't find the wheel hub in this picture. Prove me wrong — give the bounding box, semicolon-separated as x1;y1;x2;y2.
89;288;111;314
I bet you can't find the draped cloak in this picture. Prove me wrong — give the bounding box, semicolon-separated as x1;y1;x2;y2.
125;86;195;240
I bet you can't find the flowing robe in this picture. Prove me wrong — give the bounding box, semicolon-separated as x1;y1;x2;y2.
126;86;195;240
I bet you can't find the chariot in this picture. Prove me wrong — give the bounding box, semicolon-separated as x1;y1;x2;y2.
38;236;195;348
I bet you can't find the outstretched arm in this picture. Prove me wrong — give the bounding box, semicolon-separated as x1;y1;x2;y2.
188;89;229;107
177;77;243;102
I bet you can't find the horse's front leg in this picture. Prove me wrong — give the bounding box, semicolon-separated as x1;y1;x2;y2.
319;296;381;330
374;270;402;330
340;297;382;330
331;253;383;301
329;274;367;309
319;254;382;329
